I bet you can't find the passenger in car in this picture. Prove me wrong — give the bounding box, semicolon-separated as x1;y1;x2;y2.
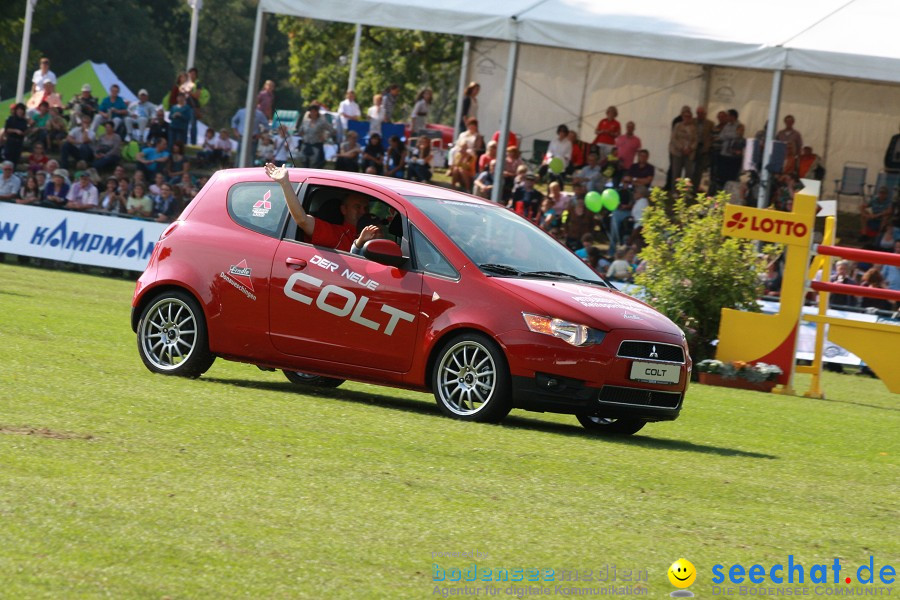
264;162;369;252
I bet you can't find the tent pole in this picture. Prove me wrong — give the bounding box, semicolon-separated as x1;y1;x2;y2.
491;39;519;205
757;69;784;209
700;65;711;109
15;0;37;103
576;52;591;139
453;37;472;141
822;80;834;172
187;0;201;70
348;23;362;92
240;5;267;168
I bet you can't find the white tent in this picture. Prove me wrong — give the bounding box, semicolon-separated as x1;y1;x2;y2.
244;0;900;205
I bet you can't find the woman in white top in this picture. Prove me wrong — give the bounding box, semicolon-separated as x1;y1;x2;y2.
409;88;432;134
539;124;573;185
367;93;384;138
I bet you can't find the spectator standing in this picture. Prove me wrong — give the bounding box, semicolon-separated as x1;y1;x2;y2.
614;121;641;170
0;161;22;201
60;114;96;169
66;171;99;211
297;105;335;169
338;90;361;137
185;67;207;144
127;89;156;142
669;107;697;185
93;84;128;135
592;106;621;157
168;93;193;147
693;106;715;186
367;93;384;138
776;115;803;165
256;80;276;123
272;125;299;167
409;88;432;135
31;57;57;96
460;82;479;131
539;124;572;185
828;260;859;308
382;84;401;123
3;103;28;166
92;122;123;171
230;105;268;162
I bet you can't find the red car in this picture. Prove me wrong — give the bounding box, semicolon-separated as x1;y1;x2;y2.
131;169;690;435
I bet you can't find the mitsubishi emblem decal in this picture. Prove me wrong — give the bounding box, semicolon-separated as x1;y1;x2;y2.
649;345;659;358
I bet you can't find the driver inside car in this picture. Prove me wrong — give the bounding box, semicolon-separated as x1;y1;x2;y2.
265;162;370;252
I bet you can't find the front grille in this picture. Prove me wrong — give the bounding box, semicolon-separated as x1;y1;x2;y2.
618;341;684;363
599;386;682;409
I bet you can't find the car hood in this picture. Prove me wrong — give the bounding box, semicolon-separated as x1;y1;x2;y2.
491;277;685;336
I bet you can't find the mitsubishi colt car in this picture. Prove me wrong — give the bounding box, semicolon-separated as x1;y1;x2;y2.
131;168;690;435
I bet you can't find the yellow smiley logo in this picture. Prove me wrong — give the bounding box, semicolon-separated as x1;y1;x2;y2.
668;558;697;588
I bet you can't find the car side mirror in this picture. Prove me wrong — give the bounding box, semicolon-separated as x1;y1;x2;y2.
362;239;407;268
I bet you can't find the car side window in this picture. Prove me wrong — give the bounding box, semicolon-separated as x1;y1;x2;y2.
411;224;458;279
227;182;289;238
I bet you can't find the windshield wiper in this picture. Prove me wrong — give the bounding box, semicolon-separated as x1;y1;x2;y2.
524;270;607;286
479;263;522;276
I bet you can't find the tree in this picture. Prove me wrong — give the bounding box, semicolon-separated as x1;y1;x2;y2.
0;0;63;98
634;182;771;363
277;19;462;125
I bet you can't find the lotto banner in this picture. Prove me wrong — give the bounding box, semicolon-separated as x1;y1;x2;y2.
721;202;813;247
0;203;166;271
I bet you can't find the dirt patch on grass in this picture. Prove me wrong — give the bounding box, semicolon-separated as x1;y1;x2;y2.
0;425;93;440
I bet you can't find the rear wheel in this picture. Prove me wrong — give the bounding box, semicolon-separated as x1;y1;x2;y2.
137;290;215;378
282;371;345;388
432;333;512;423
576;415;646;435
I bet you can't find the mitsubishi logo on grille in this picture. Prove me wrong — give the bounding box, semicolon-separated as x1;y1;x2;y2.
649;345;659;359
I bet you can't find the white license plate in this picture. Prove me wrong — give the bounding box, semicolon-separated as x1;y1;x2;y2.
629;361;680;384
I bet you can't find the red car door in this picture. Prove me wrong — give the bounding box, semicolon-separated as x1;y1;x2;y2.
268;179;422;373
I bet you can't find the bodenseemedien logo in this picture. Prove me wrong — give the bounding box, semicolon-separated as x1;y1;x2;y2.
669;558;697;597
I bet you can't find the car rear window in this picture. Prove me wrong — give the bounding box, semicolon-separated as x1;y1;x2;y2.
227;182;290;238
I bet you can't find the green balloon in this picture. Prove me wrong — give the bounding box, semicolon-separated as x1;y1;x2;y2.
585;190;603;213
548;157;564;174
601;188;620;211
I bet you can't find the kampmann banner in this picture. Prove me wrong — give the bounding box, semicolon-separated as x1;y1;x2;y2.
0;203;166;271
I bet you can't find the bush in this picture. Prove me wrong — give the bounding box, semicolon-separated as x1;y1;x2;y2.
635;181;768;363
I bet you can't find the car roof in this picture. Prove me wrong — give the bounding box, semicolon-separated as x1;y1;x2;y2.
216;168;491;205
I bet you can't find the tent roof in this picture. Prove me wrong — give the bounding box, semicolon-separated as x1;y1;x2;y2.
259;0;900;84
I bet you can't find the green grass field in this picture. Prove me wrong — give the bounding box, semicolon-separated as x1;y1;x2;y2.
0;261;897;599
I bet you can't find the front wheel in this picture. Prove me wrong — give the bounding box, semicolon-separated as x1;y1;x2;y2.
282;371;345;388
137;290;215;378
432;333;512;423
576;415;646;436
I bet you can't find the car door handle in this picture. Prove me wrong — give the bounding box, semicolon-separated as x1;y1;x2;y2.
285;257;307;270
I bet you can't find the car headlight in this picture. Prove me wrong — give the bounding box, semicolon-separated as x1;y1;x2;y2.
522;313;605;347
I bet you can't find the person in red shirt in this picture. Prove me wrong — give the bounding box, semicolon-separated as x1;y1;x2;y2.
592;106;621;156
265;163;374;252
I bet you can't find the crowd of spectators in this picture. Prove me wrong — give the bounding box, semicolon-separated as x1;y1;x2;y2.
3;60;900;312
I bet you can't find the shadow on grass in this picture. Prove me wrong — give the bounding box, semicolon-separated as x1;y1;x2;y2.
0;289;33;298
203;377;777;460
809;395;900;413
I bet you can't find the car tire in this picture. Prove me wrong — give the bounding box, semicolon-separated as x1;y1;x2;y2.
282;371;345;388
137;290;215;378
576;415;646;435
432;332;512;423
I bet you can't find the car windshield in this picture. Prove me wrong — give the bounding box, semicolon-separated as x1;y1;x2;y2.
405;196;606;285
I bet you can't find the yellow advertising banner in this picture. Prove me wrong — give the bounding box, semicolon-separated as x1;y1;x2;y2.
721;195;815;247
